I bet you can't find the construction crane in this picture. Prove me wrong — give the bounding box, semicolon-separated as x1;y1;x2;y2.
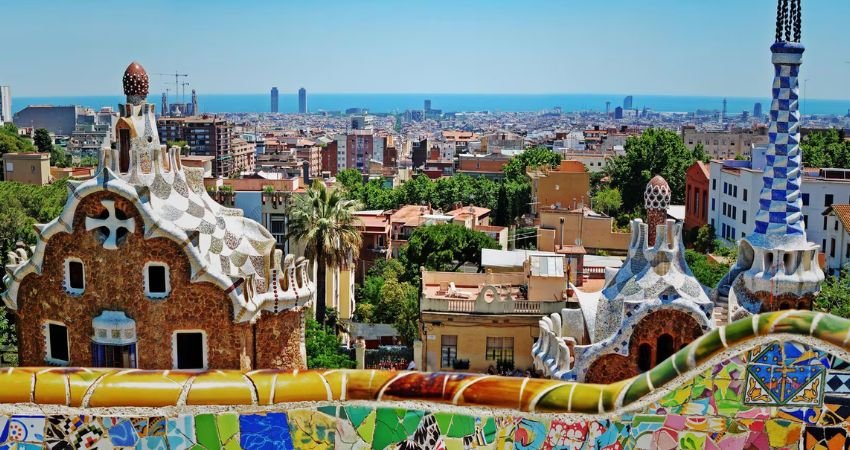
156;71;188;103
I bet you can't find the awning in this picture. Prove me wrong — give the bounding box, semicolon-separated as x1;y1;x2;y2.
92;311;137;345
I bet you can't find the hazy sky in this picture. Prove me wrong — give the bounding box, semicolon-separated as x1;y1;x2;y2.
3;0;849;98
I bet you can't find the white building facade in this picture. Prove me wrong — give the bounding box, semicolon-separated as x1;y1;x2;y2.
0;86;11;124
709;161;850;252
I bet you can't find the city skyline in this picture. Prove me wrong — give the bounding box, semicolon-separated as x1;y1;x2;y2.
2;0;850;99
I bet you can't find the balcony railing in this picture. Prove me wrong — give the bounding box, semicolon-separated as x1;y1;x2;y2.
421;296;563;315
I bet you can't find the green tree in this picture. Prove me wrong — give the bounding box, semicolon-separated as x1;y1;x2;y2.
606;128;698;211
692;224;717;253
503;147;562;182
801;129;850;169
33;129;53;153
814;268;850;318
50;145;70;168
305;318;355;369
288;180;363;324
693;143;709;163
493;183;509;226
684;249;729;288
592;187;622;216
0;125;35;165
401;223;500;275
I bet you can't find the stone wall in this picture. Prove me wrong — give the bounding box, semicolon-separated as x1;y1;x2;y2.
253;309;306;371
14;191;248;369
584;309;703;383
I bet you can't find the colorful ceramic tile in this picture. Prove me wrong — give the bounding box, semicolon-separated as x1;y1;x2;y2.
239;413;292;450
512;418;548;450
165;415;194;450
287;409;335;450
193;414;220;450
108;420;138;447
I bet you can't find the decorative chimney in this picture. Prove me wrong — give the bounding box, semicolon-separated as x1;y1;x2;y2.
644;175;671;246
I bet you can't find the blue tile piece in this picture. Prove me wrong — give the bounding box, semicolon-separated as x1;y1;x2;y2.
239;413;293;450
109;419;139;447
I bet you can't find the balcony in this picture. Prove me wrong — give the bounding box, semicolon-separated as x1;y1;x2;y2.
421;296;563;315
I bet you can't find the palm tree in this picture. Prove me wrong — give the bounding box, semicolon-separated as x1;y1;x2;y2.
288;180;362;324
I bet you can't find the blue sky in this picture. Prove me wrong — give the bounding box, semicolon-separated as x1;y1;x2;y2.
3;0;849;98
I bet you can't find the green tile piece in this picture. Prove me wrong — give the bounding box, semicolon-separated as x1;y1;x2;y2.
401;410;424;436
373;408;409;450
318;405;338;417
216;412;239;447
346;406;373;429
194;414;221;449
446;414;475;438
434;412;453;436
355;410;376;444
483;417;497;444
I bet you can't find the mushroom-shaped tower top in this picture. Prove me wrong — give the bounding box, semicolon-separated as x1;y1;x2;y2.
644;175;671;210
123;61;149;103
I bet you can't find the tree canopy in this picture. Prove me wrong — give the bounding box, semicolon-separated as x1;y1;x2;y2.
0;124;35;167
503;146;562;182
354;260;419;344
801;129;850;169
305;318;355;369
33;129;53;153
592;187;622;216
606;128;700;211
401;223;500;275
287;180;362;323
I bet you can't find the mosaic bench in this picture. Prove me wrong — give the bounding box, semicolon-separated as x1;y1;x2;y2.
1;310;849;449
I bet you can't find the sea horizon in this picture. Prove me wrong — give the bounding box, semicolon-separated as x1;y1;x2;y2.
11;92;850;116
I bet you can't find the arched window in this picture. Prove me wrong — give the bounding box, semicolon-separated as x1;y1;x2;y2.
637;343;653;371
656;334;675;365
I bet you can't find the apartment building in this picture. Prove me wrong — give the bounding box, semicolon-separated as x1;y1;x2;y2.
681;125;769;160
684;161;710;232
157;115;234;177
708;157;850;250
419;254;567;372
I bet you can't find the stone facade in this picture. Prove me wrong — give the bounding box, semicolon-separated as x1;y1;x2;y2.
2;62;315;371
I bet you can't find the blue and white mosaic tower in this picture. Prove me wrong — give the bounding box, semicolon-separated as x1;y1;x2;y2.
721;0;824;320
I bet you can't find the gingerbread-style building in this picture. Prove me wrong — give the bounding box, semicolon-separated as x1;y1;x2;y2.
1;62;314;371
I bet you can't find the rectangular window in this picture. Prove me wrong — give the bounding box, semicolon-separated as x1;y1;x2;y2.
743;189;748;202
174;331;206;369
802;193;810;206
47;323;69;363
486;337;514;363
846;243;850;259
67;260;85;291
711;199;715;211
743;210;747;224
824;216;829;231
804;215;809;227
723;183;728;195
831;239;837;258
145;263;170;298
713;179;716;191
733;186;738;198
826;194;834;207
441;335;458;368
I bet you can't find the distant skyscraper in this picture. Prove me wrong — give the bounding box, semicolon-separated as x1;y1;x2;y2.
271;87;279;113
298;87;307;113
623;95;633;110
605;101;610;117
614;106;624;119
191;89;198;116
0;86;11;124
161;92;168;117
753;102;763;118
424;99;431;112
721;98;727;125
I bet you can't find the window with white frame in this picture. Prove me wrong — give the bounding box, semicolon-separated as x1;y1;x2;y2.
144;262;171;298
64;258;85;294
172;330;207;369
45;321;70;364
